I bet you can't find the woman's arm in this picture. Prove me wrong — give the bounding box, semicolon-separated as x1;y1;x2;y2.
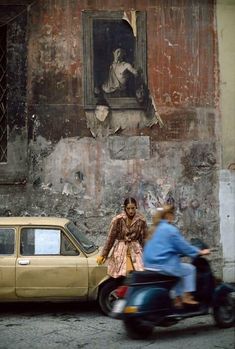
141;220;148;247
100;217;119;258
124;63;138;76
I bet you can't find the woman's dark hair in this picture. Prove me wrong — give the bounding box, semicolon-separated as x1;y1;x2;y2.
123;197;137;208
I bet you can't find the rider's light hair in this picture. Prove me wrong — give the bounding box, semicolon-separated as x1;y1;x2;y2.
147;204;175;240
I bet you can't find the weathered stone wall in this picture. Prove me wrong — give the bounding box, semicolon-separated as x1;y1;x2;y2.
0;5;28;183
0;0;224;277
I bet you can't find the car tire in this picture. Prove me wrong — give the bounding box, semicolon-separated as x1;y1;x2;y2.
98;278;124;316
213;293;235;328
123;318;154;339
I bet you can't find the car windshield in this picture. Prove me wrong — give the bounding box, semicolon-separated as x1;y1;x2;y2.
66;221;97;254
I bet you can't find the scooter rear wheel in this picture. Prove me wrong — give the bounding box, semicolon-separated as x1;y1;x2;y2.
124;317;154;339
213;293;235;328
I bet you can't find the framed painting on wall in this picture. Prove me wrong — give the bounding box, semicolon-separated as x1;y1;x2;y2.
82;11;147;109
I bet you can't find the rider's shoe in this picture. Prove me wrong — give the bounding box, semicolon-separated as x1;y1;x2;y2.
182;292;199;305
173;296;183;308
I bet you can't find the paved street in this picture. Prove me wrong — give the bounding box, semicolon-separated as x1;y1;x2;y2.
0;302;234;349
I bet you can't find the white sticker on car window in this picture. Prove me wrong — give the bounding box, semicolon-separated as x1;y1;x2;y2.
35;229;60;255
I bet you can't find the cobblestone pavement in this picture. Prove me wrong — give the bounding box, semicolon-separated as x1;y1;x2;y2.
0;302;234;349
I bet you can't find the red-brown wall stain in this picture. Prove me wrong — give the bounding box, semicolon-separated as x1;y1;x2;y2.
27;0;217;142
147;1;216;108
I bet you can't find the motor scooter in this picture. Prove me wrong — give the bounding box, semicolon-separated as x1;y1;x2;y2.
111;239;235;339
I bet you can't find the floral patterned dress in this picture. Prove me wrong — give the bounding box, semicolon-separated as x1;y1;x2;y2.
101;211;148;278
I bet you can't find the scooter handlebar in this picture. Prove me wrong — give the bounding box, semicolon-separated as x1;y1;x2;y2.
190;238;209;250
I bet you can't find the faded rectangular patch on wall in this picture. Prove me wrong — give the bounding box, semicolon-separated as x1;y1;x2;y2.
109;136;150;160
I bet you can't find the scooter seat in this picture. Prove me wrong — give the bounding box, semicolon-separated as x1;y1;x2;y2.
128;270;179;290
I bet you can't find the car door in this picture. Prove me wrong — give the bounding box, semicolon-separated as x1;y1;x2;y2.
0;227;16;299
16;226;88;299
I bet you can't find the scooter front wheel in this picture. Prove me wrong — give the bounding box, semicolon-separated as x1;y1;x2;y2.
123;317;154;339
213;293;235;328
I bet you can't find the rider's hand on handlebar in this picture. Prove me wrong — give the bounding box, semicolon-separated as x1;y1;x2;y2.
199;249;211;256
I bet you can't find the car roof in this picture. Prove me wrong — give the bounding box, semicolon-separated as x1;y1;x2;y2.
0;217;70;226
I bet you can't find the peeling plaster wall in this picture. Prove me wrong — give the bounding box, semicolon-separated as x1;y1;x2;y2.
27;135;220;254
0;6;28;183
0;0;227;279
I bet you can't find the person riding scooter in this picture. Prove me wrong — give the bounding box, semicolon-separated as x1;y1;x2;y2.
143;204;210;308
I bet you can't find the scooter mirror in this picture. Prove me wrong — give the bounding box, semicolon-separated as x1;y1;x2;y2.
190;238;209;250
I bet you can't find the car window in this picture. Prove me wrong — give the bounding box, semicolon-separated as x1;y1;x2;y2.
61;234;79;256
0;228;15;255
67;222;97;253
20;228;79;256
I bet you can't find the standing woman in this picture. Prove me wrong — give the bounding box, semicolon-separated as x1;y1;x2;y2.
97;197;148;278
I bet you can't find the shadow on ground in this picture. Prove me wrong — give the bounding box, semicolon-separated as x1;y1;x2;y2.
0;301;100;316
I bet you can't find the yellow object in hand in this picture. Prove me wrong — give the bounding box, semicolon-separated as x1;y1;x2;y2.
96;255;106;265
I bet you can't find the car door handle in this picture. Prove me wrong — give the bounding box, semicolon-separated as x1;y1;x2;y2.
18;259;30;265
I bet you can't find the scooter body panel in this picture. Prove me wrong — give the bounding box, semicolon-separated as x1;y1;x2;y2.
125;286;171;312
212;283;235;307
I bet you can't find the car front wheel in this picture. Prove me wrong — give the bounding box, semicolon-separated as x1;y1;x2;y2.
98;278;124;316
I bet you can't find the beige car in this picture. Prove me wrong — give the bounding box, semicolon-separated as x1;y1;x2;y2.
0;217;123;315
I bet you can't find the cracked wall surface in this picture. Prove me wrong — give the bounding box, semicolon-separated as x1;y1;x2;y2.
0;0;230;279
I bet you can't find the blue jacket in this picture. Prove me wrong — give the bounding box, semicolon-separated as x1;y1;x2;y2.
143;220;200;277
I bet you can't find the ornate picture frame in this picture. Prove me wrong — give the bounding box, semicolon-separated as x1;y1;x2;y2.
82;11;147;109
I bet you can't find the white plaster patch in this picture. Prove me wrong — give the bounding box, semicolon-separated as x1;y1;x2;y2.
219;169;235;282
85;109;161;138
